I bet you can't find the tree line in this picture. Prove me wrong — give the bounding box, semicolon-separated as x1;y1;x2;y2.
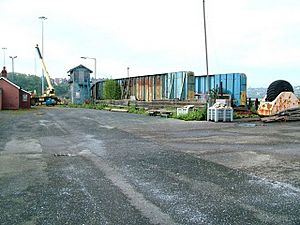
7;72;69;98
5;72;122;100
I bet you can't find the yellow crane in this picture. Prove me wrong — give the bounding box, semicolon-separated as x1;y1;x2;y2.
31;44;59;105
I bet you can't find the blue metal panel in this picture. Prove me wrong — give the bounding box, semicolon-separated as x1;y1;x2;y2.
171;71;191;100
195;73;247;106
176;72;183;100
240;74;247;92
214;74;221;91
195;76;204;94
233;73;241;106
227;74;234;95
221;74;227;91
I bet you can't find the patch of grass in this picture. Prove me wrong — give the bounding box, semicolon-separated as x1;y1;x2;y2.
177;109;206;121
233;111;259;119
94;104;107;110
68;103;107;110
128;106;146;114
67;103;209;121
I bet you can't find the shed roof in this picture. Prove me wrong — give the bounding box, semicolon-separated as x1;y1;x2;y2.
0;77;31;95
67;64;93;74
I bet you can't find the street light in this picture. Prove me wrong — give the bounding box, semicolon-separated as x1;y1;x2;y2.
9;56;17;76
81;56;97;79
2;47;7;66
38;16;47;94
127;67;130;78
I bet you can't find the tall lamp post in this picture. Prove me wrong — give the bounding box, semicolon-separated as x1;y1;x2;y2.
81;56;97;79
9;56;17;76
203;0;209;95
38;16;47;94
2;47;7;66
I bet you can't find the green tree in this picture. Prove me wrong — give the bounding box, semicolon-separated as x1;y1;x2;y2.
7;73;42;95
103;79;121;100
7;72;70;98
54;83;69;98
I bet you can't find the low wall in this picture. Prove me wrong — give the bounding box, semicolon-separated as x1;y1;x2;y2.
95;99;206;109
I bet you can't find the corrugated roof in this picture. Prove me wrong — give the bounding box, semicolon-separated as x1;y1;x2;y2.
0;77;31;95
67;64;93;74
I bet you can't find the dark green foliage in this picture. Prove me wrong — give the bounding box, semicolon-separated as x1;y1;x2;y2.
53;83;69;98
103;79;121;100
7;73;42;95
128;106;146;114
7;72;69;97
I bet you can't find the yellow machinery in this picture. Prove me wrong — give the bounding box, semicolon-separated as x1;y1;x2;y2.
257;80;300;121
31;45;59;105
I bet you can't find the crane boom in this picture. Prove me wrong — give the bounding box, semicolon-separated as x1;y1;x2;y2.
35;44;55;93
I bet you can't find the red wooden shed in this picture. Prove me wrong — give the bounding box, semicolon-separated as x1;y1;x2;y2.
0;77;31;110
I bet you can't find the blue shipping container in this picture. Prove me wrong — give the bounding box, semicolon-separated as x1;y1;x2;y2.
195;73;247;106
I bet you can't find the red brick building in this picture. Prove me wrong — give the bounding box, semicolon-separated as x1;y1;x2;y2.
0;77;31;110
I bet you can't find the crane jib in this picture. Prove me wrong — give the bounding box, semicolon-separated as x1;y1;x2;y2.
35;45;43;59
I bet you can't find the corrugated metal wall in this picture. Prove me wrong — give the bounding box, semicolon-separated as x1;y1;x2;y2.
93;72;247;106
95;71;195;101
195;73;247;106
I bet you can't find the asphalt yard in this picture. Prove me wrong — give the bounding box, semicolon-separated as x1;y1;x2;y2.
0;107;299;225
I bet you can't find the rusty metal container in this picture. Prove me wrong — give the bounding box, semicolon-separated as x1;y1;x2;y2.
93;71;195;102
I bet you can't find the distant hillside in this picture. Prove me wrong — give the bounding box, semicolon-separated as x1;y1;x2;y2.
248;86;300;99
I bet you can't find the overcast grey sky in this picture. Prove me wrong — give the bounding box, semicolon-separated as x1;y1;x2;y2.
1;0;299;87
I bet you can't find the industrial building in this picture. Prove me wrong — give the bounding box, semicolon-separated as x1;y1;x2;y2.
68;65;92;104
0;77;31;110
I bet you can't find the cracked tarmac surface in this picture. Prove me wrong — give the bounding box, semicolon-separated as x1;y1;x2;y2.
0;107;299;224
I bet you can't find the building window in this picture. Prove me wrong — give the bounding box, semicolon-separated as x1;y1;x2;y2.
74;71;79;82
22;94;28;102
75;91;81;99
84;71;90;82
79;70;84;84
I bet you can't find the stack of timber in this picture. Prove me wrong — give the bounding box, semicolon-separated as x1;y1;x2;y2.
148;109;173;118
261;107;300;123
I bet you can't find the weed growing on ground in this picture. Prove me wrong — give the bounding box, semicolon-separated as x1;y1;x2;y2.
68;103;210;121
68;103;107;110
128;106;146;114
234;111;259;119
177;109;206;121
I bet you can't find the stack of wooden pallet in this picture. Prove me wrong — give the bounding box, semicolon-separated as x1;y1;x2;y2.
261;107;300;122
148;109;173;118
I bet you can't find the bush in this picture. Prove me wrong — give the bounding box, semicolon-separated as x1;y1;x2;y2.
95;104;107;110
103;79;121;100
177;109;206;121
128;106;146;114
